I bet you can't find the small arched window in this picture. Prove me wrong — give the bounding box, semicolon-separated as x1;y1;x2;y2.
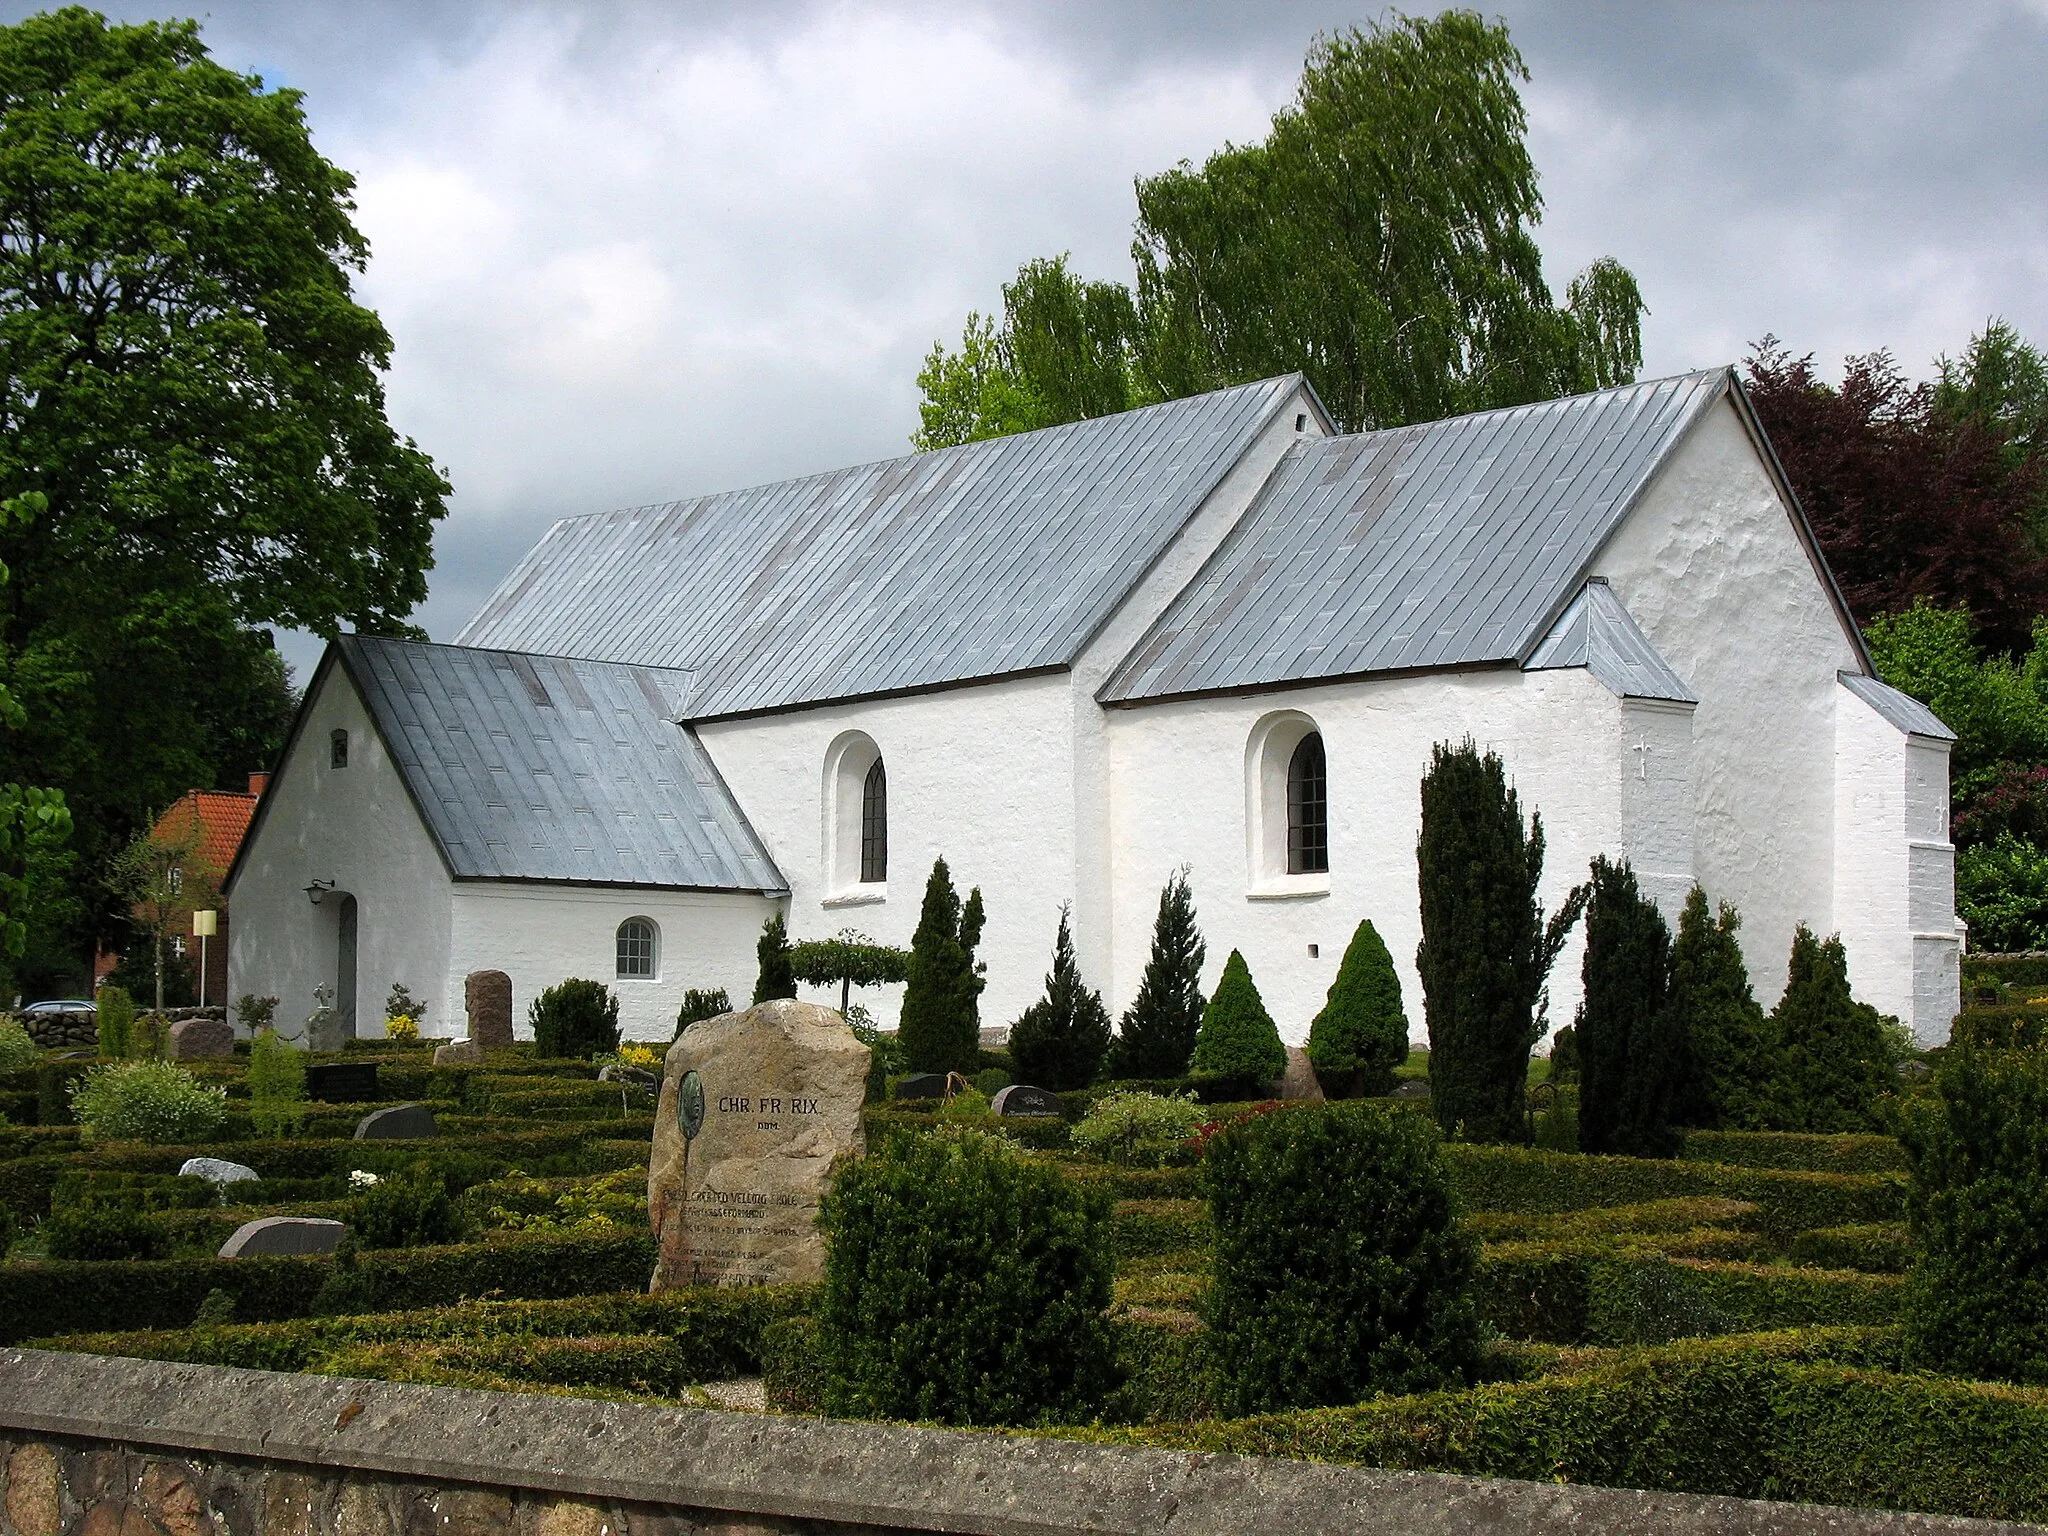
616;917;657;980
1287;732;1328;875
860;758;888;883
330;728;349;768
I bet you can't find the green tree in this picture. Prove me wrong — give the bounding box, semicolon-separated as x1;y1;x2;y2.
246;1025;306;1137
1415;739;1584;1144
898;858;986;1075
1667;887;1776;1130
1108;867;1206;1080
787;928;910;1015
1768;925;1893;1133
528;978;621;1060
914;15;1643;447
1190;950;1287;1099
1008;905;1112;1091
1306;918;1409;1097
751;912;796;1006
0;11;445;980
105;814;213;1015
0;494;70;982
1935;319;2048;541
1574;857;1678;1158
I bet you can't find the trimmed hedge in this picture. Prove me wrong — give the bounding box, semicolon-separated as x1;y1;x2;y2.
1442;1143;1904;1239
1962;954;2048;989
1790;1224;1912;1275
1088;1334;2048;1524
1462;1197;1759;1245
1678;1130;1908;1175
1110;1199;1209;1261
4;1227;657;1344
1948;1004;2048;1050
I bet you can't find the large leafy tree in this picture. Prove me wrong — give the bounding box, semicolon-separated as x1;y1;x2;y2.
916;14;1644;447
0;10;448;978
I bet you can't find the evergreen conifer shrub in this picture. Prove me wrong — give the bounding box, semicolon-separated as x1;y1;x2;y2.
1009;905;1113;1090
898;859;987;1075
1109;868;1206;1078
1415;739;1584;1143
1204;1101;1483;1414
1306;918;1409;1096
94;984;134;1058
1575;856;1678;1157
1190;950;1287;1099
674;988;732;1036
246;1026;307;1136
528;979;621;1060
817;1127;1115;1425
1769;926;1893;1133
1668;887;1776;1129
751;913;797;1005
1902;1042;2048;1384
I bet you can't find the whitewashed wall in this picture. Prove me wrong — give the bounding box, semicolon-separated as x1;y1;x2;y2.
225;664;453;1043
1595;398;1866;1007
446;883;779;1043
1102;667;1632;1044
696;673;1078;1030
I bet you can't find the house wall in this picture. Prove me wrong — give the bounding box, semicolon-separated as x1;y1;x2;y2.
1102;666;1628;1043
1593;397;1868;1006
224;665;453;1043
446;882;780;1043
696;672;1078;1031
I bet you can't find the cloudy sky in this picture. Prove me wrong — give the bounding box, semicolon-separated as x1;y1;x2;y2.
12;1;2047;679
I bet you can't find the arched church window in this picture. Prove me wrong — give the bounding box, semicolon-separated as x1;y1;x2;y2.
861;758;888;883
1287;732;1328;875
330;729;349;768
616;917;658;980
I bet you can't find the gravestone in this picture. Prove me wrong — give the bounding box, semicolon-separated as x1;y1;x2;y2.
353;1102;439;1140
217;1216;346;1259
433;1038;483;1066
891;1073;948;1101
306;1061;379;1103
170;1017;235;1061
1278;1046;1325;1103
600;1062;660;1090
1390;1079;1431;1100
466;970;515;1049
180;1156;258;1187
990;1083;1062;1118
649;998;869;1291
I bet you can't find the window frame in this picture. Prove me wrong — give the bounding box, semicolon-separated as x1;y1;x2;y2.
615;916;658;981
1286;732;1329;875
330;729;349;769
860;757;888;884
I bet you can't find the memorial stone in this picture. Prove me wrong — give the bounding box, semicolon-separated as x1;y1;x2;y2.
892;1073;947;1101
466;970;515;1049
353;1102;439;1140
217;1216;346;1259
989;1083;1062;1117
649;998;868;1291
306;1061;379;1103
1391;1079;1431;1100
170;1017;235;1061
180;1156;259;1187
433;1038;483;1066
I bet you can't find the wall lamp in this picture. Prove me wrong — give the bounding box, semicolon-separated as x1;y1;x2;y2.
304;878;336;906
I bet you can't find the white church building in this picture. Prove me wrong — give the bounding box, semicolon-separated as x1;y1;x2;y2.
225;369;1964;1049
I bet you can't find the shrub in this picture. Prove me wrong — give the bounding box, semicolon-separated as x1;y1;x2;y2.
67;1060;227;1143
1957;832;2048;952
1189;951;1286;1100
1902;1042;2048;1383
1576;857;1678;1157
43;1198;169;1261
761;1314;826;1413
1790;1224;1912;1274
751;912;797;1005
0;1016;36;1075
528;978;621;1060
1769;926;1894;1133
1009;906;1112;1090
1532;1084;1578;1151
1204;1102;1482;1414
247;1027;307;1137
233;994;279;1034
1668;888;1776;1129
1306;918;1408;1097
1108;868;1207;1079
383;1014;419;1042
0;1202;14;1257
897;859;986;1076
674;987;732;1035
1416;739;1584;1144
817;1126;1115;1426
94;984;135;1059
349;1160;463;1249
1071;1090;1206;1167
1547;1025;1579;1082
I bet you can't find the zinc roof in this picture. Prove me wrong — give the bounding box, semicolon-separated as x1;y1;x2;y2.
457;376;1302;720
1838;671;1957;742
337;635;786;892
1525;581;1698;704
1098;370;1729;704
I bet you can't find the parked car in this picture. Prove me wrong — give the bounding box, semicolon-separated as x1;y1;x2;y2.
20;998;95;1018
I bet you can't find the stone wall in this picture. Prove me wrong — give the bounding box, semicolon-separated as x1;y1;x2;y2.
0;1348;2023;1536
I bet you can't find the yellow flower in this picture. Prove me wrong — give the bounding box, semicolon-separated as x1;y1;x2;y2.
384;1014;419;1042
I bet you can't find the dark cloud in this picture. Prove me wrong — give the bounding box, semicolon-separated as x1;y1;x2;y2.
4;1;2042;681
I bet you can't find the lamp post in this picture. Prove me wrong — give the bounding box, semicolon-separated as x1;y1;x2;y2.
192;909;218;1007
